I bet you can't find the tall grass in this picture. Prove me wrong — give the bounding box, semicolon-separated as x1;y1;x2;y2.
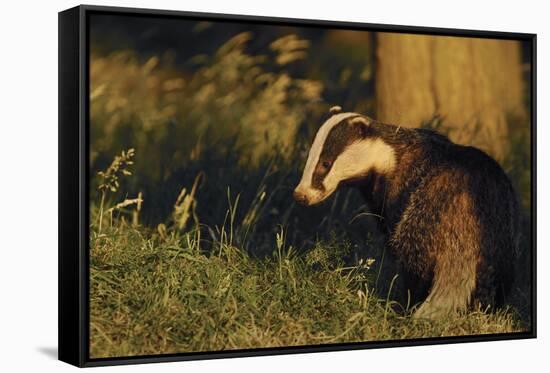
90;32;322;180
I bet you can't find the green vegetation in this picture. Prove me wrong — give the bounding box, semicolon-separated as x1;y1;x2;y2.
90;204;522;358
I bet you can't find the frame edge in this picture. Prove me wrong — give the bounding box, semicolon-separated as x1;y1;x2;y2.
58;5;85;368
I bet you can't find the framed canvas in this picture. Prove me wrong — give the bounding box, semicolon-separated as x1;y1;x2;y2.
58;5;537;367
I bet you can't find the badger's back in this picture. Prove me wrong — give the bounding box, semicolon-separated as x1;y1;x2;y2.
385;130;519;308
443;141;519;305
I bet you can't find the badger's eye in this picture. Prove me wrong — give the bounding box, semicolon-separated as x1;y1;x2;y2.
322;160;332;169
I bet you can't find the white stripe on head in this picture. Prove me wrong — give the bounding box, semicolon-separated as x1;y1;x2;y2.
297;112;361;190
322;139;396;193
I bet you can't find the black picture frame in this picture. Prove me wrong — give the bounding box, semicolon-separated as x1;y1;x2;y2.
59;4;537;367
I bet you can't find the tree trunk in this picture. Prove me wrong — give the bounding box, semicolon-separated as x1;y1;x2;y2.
375;33;525;160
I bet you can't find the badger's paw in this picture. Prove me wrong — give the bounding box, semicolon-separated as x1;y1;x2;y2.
413;301;452;320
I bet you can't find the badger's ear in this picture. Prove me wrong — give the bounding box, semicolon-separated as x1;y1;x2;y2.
329;105;342;115
350;116;371;137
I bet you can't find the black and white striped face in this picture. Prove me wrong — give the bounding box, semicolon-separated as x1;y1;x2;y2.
293;112;396;206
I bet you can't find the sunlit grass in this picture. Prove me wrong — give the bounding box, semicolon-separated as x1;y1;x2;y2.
89;220;523;358
90;32;322;176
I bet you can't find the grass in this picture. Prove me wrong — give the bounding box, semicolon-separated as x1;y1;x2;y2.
89;153;525;358
90;221;523;358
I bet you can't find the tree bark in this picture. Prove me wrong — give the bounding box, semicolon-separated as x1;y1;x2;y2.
375;33;525;160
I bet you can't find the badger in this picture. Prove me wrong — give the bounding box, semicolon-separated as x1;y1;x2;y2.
294;106;520;319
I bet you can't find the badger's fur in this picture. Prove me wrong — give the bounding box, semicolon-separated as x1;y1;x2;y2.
294;108;520;319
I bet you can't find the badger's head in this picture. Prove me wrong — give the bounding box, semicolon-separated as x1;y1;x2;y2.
293;107;396;206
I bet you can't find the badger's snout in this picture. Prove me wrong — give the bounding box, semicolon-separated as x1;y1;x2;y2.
293;189;310;205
